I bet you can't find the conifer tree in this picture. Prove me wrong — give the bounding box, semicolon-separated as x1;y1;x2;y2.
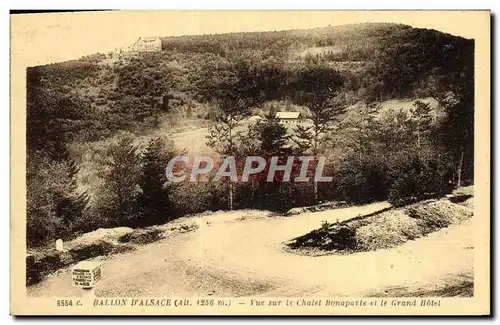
206;96;250;210
54;156;90;236
293;91;345;201
138;137;177;225
439;89;474;187
103;135;141;226
410;100;433;148
257;112;291;157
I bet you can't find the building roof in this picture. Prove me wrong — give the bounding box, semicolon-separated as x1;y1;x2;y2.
141;36;161;42
275;112;301;119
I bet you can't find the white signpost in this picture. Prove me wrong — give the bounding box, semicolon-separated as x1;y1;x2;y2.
72;261;102;290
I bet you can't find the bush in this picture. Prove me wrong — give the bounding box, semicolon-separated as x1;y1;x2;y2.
388;155;448;207
338;158;390;204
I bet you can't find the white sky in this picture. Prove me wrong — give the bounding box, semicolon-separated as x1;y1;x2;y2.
11;10;489;66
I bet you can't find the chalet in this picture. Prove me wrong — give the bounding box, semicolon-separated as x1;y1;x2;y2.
125;36;162;53
275;112;301;124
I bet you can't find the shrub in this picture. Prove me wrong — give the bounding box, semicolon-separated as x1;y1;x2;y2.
388;155;448;206
338;158;390;204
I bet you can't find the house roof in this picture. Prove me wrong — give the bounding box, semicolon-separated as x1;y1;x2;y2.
275;112;301;119
141;36;161;42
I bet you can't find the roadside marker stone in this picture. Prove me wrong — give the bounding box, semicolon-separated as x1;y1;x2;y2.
55;239;64;251
72;261;102;288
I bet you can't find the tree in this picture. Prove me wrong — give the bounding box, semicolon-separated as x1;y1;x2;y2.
101;134;141;226
439;93;474;187
387;150;449;206
237;121;261;156
257;112;291;156
410;100;433;148
26;84;91;160
26;148;91;246
339;105;378;161
373;108;413;149
293;91;346;201
137;137;177;226
54;158;90;234
438;50;474;187
235;112;294;209
206;96;250;210
26;153;65;247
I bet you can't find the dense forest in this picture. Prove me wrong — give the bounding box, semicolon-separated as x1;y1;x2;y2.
26;23;474;247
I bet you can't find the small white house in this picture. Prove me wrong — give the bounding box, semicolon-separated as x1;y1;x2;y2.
275;112;301;124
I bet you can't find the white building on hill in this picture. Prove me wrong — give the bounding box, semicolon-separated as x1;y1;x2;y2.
275;112;301;124
124;37;162;53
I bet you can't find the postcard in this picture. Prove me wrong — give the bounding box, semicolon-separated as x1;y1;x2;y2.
10;10;490;315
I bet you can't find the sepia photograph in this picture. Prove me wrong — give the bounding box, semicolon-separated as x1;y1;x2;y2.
10;10;490;315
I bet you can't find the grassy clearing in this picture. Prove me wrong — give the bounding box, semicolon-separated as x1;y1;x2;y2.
286;193;473;255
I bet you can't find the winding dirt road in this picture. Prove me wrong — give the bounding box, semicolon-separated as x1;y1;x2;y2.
28;202;473;297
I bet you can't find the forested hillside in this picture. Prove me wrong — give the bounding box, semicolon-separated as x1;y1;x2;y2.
26;23;474;247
